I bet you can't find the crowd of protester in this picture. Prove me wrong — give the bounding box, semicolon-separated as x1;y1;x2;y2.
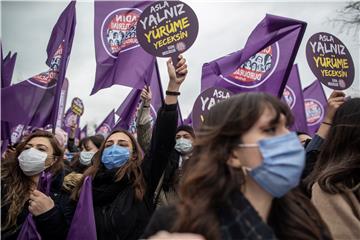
1;56;359;240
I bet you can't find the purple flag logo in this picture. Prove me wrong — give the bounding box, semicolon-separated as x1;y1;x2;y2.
92;1;155;94
201;14;307;98
282;85;296;110
223;44;279;89
101;8;141;58
305;99;324;126
28;44;63;89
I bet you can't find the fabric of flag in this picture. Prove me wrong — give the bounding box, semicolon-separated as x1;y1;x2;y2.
56;78;69;129
63;107;80;139
114;59;164;134
303;80;328;136
183;112;193;126
80;124;88;139
281;64;308;133
67;176;97;240
1;49;17;88
91;1;154;94
1;1;76;131
1;49;17;141
96;109;115;137
201;14;307;98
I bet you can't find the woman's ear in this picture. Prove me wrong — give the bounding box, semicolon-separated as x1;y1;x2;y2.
226;149;242;169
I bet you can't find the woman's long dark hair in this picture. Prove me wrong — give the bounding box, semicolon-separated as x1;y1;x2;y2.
1;130;64;231
306;98;360;196
268;187;332;240
72;129;146;201
172;93;294;239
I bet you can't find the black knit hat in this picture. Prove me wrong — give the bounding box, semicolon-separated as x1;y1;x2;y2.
176;125;195;138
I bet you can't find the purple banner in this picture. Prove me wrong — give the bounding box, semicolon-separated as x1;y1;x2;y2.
303;80;327;136
1;1;76;131
1;50;17;88
114;59;163;135
92;1;156;94
201;14;306;98
1;49;17;141
281;64;308;133
96;109;115;137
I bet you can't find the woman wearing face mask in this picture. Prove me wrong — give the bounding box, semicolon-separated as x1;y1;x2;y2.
33;56;188;240
69;135;104;173
143;93;332;240
1;130;65;239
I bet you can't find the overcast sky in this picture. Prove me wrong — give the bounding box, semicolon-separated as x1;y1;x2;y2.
2;0;359;134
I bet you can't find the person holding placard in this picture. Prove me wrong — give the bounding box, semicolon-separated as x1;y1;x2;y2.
32;55;188;240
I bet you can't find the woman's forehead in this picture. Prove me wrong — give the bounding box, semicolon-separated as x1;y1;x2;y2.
27;137;52;147
255;106;279;125
107;132;132;143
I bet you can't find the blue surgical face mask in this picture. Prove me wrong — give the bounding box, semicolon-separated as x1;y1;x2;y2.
238;132;305;198
101;145;130;170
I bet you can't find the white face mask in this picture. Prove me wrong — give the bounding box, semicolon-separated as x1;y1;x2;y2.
79;151;95;166
175;138;193;154
18;148;48;176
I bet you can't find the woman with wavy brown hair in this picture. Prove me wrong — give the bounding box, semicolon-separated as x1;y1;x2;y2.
306;98;360;239
143;92;332;240
1;130;64;239
32;56;188;240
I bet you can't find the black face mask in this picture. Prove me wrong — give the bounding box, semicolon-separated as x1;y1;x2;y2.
303;138;312;149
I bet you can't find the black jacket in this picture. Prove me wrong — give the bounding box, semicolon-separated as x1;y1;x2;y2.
35;103;179;240
1;171;65;240
142;191;276;240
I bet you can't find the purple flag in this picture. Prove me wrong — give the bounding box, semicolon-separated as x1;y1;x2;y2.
91;1;155;95
114;88;141;131
201;14;306;97
63;107;80;139
56;78;69;129
1;48;17;142
80;124;88;139
1;50;17;88
47;1;76;130
1;49;17;142
67;176;96;240
183;112;193;126
16;172;51;240
1;1;76;131
96;109;115;137
114;59;164;134
281;64;308;133
303;80;327;136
